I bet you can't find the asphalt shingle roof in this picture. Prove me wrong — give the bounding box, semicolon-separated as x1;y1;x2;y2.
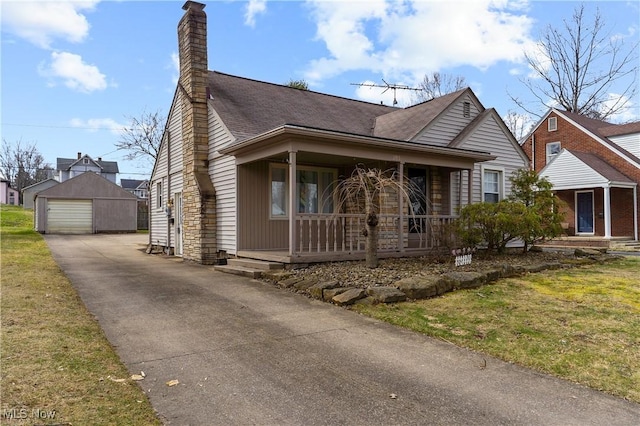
57;156;119;174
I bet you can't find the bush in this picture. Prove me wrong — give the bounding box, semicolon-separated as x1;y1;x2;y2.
456;201;526;253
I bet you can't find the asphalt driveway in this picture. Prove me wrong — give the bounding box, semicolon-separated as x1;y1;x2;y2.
45;234;640;425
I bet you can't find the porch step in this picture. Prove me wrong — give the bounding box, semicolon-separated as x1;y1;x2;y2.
227;258;284;271
213;258;284;278
213;264;264;279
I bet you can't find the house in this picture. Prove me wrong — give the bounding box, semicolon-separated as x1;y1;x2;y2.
121;179;149;201
22;178;60;209
521;109;639;243
57;152;119;183
149;1;529;264
1;179;19;205
34;172;137;234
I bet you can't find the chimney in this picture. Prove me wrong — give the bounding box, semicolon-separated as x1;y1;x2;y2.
178;1;217;264
77;152;82;159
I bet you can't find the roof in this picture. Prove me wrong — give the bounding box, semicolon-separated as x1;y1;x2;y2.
209;72;395;142
21;178;59;191
569;150;635;183
37;172;136;199
57;155;119;174
120;179;148;190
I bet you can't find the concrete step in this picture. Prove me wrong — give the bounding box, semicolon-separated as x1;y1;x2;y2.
227;258;284;271
213;264;263;279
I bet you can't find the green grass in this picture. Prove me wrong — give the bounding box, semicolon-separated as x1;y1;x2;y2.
1;205;161;425
354;256;640;402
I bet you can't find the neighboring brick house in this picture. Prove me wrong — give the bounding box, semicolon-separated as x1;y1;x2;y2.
149;1;529;264
521;109;639;242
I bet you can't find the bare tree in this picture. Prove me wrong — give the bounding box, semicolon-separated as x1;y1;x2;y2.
0;139;52;203
511;4;638;120
115;109;165;167
412;72;466;104
334;166;424;268
503;110;535;141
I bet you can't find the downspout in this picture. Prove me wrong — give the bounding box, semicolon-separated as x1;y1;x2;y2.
531;134;535;170
166;131;172;253
634;185;638;241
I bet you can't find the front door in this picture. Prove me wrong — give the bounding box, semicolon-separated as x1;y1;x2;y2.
174;192;183;256
576;191;594;234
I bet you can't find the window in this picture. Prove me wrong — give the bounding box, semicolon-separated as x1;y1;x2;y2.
548;116;557;131
546;142;561;164
483;169;502;203
156;181;162;208
83;158;90;164
270;164;336;218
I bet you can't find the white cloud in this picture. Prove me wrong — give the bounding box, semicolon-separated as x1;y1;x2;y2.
245;0;267;27
304;0;535;86
1;1;99;49
353;80;415;107
70;118;125;135
170;52;180;85
39;51;108;93
602;94;638;123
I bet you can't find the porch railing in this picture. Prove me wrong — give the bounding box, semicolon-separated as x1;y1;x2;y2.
294;214;458;254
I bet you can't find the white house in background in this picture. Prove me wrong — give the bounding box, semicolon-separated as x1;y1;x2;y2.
1;179;19;205
56;153;119;183
121;179;149;201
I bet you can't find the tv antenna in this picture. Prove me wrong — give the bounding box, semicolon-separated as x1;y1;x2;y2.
351;79;423;105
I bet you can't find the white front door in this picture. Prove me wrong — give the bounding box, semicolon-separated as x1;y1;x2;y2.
174;192;183;256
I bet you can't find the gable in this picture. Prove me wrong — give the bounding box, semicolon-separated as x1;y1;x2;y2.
540;150;635;190
37;172;137;199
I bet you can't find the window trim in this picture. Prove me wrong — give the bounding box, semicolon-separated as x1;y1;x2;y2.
269;163;338;219
481;166;504;203
546;141;561;164
156;181;163;209
548;116;558;131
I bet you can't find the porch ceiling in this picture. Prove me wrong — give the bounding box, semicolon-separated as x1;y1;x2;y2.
221;124;495;169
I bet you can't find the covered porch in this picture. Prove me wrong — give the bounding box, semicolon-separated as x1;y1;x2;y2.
221;125;495;264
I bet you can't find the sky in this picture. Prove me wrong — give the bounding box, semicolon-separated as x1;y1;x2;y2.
1;0;639;181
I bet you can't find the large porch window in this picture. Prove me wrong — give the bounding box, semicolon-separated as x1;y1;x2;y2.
270;164;337;218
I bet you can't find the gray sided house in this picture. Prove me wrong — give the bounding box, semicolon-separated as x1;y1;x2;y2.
35;172;137;234
149;1;529;264
22;178;60;209
57;153;119;183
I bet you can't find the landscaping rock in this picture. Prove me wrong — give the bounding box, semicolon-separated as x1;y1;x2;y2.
365;286;407;303
279;276;305;288
523;264;547;273
396;276;440;300
482;269;502;283
306;280;341;299
575;247;605;257
353;296;375;306
293;279;317;291
332;288;366;306
500;263;524;278
443;271;486;289
323;287;350;301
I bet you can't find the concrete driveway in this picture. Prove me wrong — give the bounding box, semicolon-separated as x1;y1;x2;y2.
45;234;640;425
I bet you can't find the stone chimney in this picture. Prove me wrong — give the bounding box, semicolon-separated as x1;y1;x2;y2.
178;1;217;264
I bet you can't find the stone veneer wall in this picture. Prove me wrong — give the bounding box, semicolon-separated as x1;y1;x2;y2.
178;1;217;264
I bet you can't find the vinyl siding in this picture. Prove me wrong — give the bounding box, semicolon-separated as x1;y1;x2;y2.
452;114;527;208
209;107;237;254
413;95;480;146
541;151;608;189
150;98;183;247
608;133;640;158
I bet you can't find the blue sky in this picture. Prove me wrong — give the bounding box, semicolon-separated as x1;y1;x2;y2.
1;0;639;181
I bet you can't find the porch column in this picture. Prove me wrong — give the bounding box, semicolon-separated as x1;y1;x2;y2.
288;151;297;256
467;169;473;205
398;161;405;253
634;185;638;241
603;185;611;239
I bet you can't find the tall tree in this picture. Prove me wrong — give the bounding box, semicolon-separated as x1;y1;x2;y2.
511;4;638;120
0;139;52;203
286;79;309;90
115;109;165;167
503;110;534;141
412;72;466;103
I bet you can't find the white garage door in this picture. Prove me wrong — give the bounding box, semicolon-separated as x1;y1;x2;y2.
48;199;93;234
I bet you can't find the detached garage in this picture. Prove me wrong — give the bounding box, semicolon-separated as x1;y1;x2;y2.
35;172;137;234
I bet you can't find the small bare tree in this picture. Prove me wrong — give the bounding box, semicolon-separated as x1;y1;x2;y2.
511;4;638;120
115;109;165;168
334;166;425;268
0;138;52;204
503;110;534;141
412;72;466;104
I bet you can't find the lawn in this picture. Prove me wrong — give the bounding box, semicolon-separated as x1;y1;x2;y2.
354;254;640;403
1;205;161;425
